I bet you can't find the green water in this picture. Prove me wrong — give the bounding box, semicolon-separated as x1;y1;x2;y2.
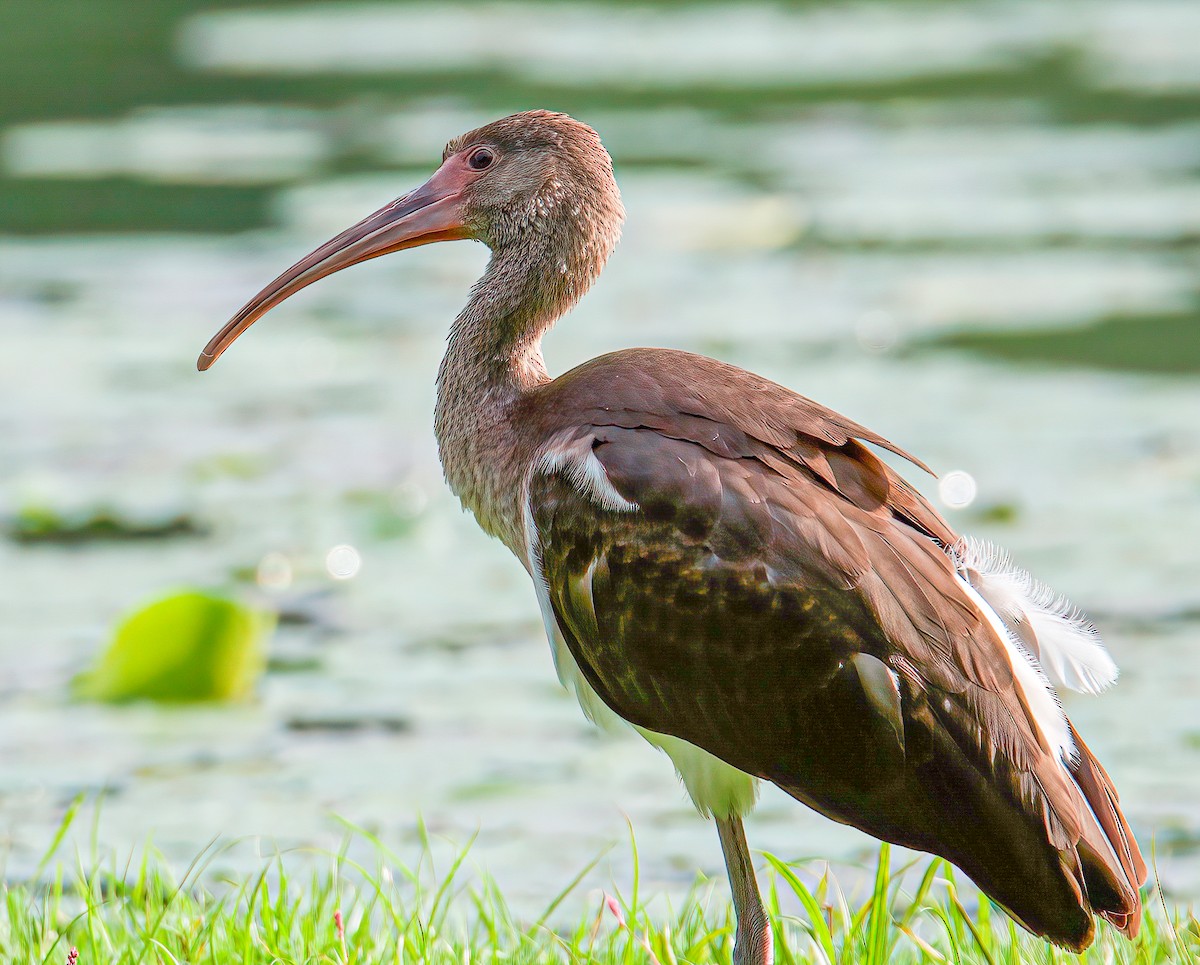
2;0;1199;912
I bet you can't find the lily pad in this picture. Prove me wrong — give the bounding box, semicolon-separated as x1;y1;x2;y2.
924;311;1200;375
75;590;272;703
284;713;410;734
6;505;205;544
969;501;1021;526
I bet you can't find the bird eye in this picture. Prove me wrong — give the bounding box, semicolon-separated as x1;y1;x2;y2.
468;148;495;171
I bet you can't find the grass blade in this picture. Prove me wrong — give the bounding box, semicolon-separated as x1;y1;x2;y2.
35;793;84;881
763;853;836;964
532;845;613;934
867;843;892;965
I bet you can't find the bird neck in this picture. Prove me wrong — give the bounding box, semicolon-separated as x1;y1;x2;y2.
433;235;597;555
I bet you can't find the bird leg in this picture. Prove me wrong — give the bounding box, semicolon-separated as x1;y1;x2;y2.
716;815;774;965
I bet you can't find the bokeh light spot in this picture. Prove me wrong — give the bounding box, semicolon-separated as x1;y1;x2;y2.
325;544;362;580
256;550;293;591
854;309;900;354
938;470;978;509
391;480;428;518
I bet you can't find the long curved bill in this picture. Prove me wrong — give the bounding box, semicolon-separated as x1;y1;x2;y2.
197;162;473;371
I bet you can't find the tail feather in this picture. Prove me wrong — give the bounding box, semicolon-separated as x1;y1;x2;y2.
1068;723;1146;937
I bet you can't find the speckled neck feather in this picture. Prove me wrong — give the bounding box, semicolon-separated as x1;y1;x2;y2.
433;111;624;553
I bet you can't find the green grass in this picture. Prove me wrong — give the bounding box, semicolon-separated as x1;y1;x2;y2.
4;808;1197;964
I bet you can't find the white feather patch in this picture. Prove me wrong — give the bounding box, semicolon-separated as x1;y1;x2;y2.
540;443;638;513
956;576;1077;765
632;727;760;820
951;538;1118;695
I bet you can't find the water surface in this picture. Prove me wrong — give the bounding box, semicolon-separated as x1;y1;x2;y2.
1;0;1198;916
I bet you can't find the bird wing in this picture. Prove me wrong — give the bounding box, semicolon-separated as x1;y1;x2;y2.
520;348;1142;948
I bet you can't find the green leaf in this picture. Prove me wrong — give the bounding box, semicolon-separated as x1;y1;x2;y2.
75;589;272;703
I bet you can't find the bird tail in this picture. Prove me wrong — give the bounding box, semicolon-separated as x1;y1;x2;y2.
1067;722;1147;938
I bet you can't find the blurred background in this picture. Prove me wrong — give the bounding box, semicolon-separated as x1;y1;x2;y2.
1;0;1198;914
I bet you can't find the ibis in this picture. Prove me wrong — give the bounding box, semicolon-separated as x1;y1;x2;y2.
200;110;1145;959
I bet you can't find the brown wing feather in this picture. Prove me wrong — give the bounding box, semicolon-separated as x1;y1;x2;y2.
527;348;955;545
522;349;1141;949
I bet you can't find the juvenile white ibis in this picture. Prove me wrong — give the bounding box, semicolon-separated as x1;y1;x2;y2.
200;111;1145;957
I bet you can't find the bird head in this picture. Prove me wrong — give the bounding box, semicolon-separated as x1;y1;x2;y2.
198;110;623;371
